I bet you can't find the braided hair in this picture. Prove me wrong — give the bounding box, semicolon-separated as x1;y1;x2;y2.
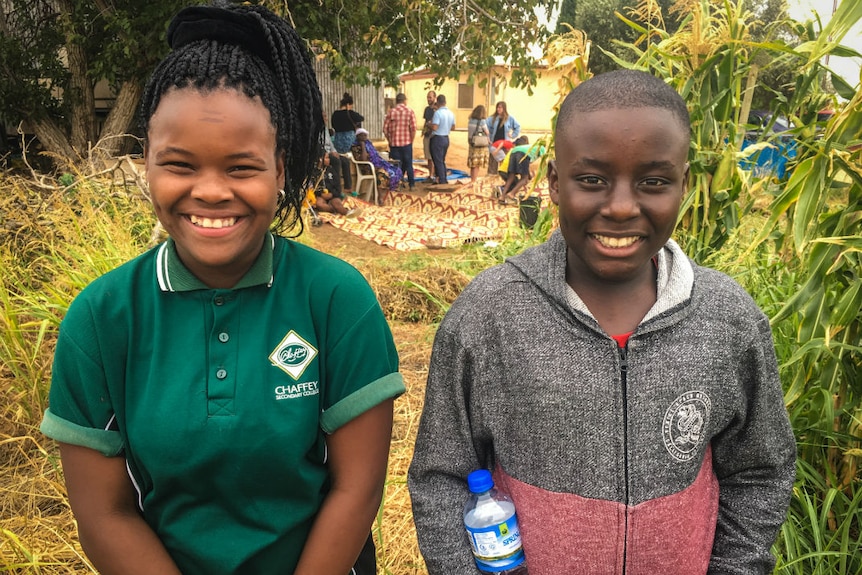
139;1;323;235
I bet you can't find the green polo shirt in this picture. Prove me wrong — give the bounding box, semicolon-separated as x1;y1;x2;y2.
41;233;403;574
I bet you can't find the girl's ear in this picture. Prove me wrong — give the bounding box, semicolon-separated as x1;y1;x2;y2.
276;150;286;191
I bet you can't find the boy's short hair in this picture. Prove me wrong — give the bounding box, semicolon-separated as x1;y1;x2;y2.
514;135;529;146
557;70;690;135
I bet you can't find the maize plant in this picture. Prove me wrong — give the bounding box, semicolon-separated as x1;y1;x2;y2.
590;0;862;571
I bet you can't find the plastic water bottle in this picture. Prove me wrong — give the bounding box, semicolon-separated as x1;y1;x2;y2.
463;469;528;574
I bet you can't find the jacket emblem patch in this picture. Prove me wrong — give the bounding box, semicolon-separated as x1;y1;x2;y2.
662;391;711;462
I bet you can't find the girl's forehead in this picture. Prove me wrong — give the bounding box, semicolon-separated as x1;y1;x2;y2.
151;87;273;127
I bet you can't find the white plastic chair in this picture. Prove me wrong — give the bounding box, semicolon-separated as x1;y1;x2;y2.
341;152;378;205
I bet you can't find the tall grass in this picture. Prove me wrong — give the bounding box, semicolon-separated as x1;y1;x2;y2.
774;460;862;575
702;219;861;574
1;174;155;416
1;172;155;573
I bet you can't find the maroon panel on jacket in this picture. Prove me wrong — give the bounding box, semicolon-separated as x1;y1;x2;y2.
495;447;718;575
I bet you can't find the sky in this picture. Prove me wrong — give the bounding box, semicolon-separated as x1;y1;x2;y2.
786;0;861;88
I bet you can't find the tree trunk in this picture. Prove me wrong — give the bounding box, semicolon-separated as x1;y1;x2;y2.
29;116;80;167
96;79;144;159
0;123;9;157
62;6;97;154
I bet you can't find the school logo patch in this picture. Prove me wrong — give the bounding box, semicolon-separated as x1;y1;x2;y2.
269;330;317;380
662;391;711;462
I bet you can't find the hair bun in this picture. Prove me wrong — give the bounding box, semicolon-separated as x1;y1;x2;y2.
167;6;273;69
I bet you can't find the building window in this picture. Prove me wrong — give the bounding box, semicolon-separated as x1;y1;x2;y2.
457;83;473;109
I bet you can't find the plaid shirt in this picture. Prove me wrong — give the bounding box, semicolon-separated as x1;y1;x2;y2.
383;103;416;147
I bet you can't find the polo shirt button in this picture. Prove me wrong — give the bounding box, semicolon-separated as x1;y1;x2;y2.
216;369;227;379
218;332;229;343
214;297;224;306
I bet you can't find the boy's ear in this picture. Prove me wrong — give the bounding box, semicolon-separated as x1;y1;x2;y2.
683;162;690;194
547;160;560;206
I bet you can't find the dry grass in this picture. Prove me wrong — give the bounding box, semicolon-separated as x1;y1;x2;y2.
0;418;92;573
375;321;435;575
366;263;469;324
0;170;469;572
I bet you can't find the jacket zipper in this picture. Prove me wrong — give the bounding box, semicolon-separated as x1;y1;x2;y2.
619;344;629;575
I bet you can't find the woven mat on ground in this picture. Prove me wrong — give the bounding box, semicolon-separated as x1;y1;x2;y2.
316;177;548;251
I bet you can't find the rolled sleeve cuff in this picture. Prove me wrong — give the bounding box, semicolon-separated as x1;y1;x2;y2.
40;409;124;457
321;373;405;434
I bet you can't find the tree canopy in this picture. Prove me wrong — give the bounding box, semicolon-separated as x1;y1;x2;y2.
279;0;556;88
0;0;556;166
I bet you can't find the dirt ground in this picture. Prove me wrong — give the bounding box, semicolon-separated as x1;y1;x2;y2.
300;131;474;258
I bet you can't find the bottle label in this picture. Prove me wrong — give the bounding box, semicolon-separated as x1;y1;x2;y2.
465;516;525;572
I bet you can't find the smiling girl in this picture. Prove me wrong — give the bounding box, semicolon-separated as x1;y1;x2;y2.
40;4;403;574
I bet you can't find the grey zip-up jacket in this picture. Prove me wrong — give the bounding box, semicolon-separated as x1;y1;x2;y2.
408;230;796;575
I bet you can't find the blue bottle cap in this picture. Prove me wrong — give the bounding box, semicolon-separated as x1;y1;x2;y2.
467;469;494;493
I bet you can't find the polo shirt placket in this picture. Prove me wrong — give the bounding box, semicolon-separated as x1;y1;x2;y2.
208;290;239;416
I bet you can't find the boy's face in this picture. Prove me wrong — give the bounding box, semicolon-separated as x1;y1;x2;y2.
548;107;689;287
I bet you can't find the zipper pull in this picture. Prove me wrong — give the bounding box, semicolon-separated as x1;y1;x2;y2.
618;346;628;375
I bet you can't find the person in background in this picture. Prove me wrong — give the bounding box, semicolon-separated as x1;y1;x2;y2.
314;151;361;218
497;136;545;205
466;105;489;183
40;4;404;574
486;101;520;175
352;128;403;200
383;92;417;191
430;94;456;185
422;90;437;182
323;113;353;196
489;138;514;170
409;69;795;575
331;92;364;154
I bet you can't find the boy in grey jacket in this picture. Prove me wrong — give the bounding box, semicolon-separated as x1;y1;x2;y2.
408;70;796;575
